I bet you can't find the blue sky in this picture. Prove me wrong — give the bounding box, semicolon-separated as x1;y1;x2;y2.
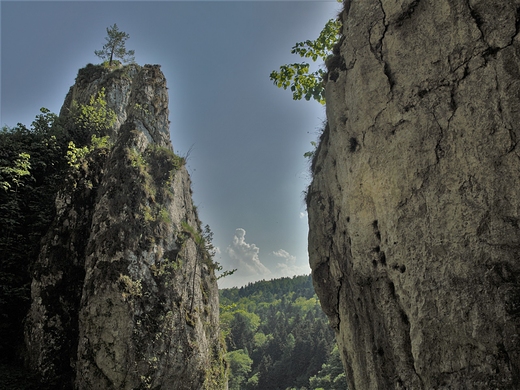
1;0;341;288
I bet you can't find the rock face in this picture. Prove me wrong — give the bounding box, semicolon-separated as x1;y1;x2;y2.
24;64;226;389
307;0;520;388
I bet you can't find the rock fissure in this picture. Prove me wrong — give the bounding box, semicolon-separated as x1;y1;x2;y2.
335;277;343;331
514;7;520;45
395;0;422;27
466;0;520;58
466;0;486;41
493;64;519;155
371;0;388;62
374;0;395;92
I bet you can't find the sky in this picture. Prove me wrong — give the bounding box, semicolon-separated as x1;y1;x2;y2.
1;0;341;288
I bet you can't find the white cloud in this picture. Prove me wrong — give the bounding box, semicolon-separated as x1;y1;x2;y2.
272;249;296;263
218;230;310;288
226;228;271;277
272;249;310;277
299;211;308;219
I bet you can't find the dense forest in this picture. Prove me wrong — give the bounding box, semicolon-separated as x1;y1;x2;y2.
220;275;347;390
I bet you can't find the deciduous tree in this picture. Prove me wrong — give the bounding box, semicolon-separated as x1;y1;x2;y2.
270;18;341;104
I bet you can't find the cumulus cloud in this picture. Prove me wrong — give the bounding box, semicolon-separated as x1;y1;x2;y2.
218;230;310;288
272;249;310;277
299;211;308;219
226;228;271;277
272;249;296;263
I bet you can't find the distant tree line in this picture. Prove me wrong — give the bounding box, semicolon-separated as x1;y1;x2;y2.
220;275;347;390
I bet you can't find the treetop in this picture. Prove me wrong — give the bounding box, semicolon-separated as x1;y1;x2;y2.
95;23;135;66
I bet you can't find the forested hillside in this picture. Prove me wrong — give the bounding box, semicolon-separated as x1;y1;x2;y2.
220;275;347;390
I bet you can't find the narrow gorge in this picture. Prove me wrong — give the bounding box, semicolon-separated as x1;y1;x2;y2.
308;0;520;388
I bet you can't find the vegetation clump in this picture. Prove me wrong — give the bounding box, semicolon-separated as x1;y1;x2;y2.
66;134;111;170
126;142;185;240
270;18;342;104
75;63;106;87
118;274;143;300
67;87;116;146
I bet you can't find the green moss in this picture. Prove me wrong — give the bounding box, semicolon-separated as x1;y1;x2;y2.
128;147;147;170
145;144;185;189
202;336;228;390
127;143;184;201
125;143;187;241
142;205;155;223
157;206;171;224
127;147;155;200
150;258;182;278
118;274;143;299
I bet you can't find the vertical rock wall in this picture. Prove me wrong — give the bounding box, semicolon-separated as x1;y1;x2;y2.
307;0;520;388
25;64;225;389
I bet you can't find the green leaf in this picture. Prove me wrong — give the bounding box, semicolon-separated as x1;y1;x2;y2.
270;18;341;104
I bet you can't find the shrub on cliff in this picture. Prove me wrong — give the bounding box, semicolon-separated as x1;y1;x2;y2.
270;18;342;104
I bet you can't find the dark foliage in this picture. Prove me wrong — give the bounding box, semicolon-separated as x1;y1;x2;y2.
0;115;70;366
220;275;341;390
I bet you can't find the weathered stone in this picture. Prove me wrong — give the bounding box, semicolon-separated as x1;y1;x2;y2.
307;1;520;388
25;64;226;389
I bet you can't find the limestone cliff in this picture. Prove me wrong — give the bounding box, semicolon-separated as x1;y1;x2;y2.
307;0;520;388
24;64;226;389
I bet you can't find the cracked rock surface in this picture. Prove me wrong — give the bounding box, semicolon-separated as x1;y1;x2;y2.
307;0;520;388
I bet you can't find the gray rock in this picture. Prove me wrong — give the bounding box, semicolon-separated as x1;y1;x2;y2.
25;64;226;389
307;1;520;388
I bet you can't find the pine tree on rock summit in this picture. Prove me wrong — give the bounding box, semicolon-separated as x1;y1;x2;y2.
95;23;135;66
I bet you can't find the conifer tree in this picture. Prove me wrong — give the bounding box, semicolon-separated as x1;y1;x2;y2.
95;24;135;66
